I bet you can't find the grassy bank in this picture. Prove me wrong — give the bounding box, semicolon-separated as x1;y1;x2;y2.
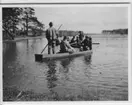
3;86;128;101
3;87;100;101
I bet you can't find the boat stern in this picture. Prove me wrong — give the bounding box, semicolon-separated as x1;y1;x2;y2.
35;54;43;62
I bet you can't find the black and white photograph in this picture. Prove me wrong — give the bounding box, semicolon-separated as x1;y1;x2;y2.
1;2;130;102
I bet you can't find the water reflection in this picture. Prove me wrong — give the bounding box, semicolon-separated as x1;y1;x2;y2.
82;55;92;79
58;58;74;82
83;55;92;65
3;42;17;62
46;61;58;99
60;58;73;70
46;61;57;89
3;42;17;84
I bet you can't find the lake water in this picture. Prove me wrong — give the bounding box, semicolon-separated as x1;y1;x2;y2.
3;34;128;101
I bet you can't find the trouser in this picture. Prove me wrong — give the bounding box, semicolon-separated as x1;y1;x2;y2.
89;44;92;50
83;45;92;51
83;46;89;51
48;41;56;54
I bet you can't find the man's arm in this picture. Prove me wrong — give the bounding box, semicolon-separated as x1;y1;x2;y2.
56;29;59;38
46;30;49;40
46;29;51;40
81;39;85;45
65;41;72;49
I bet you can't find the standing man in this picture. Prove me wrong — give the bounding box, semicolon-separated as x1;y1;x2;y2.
46;22;58;54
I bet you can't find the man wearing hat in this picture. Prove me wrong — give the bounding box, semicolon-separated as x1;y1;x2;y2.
46;22;58;54
78;31;84;41
77;31;85;49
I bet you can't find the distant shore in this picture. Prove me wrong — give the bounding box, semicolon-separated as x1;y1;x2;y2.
3;35;45;43
3;33;127;43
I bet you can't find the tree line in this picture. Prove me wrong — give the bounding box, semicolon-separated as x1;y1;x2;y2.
3;7;44;40
58;30;79;37
102;29;128;35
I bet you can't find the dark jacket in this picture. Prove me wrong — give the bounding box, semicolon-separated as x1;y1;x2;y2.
46;27;58;41
82;39;91;50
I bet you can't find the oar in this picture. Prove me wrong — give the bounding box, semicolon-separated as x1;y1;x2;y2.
41;24;63;54
41;44;48;54
70;42;100;45
58;24;63;31
70;42;77;45
92;43;100;44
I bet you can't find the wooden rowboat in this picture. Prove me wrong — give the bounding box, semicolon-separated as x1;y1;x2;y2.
35;50;92;62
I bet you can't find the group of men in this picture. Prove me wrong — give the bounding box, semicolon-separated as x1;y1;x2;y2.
46;22;92;54
70;31;92;51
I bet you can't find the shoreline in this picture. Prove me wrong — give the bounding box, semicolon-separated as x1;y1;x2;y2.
2;34;127;43
3;35;45;43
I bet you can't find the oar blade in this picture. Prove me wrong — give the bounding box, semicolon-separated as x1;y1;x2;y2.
35;54;43;62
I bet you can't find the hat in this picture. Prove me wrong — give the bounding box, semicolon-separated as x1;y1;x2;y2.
79;31;82;33
79;31;83;35
49;22;53;26
63;36;69;40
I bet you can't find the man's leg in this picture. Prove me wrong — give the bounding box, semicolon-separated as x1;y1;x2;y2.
89;44;92;50
80;46;83;51
52;42;56;54
48;45;51;54
48;42;52;54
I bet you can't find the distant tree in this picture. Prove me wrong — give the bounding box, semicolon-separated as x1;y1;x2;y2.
29;17;44;36
102;29;128;35
20;7;44;36
2;7;45;40
2;8;22;39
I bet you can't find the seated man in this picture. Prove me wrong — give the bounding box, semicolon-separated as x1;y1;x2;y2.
81;36;91;51
60;36;75;53
70;36;76;44
76;36;81;46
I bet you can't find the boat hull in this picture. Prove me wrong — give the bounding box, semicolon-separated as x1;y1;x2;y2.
35;50;92;62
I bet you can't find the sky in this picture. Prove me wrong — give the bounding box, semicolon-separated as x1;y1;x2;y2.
34;6;128;33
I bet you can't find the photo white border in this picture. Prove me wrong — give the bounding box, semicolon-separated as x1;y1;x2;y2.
0;0;131;3
0;1;131;105
128;2;132;102
0;2;2;105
